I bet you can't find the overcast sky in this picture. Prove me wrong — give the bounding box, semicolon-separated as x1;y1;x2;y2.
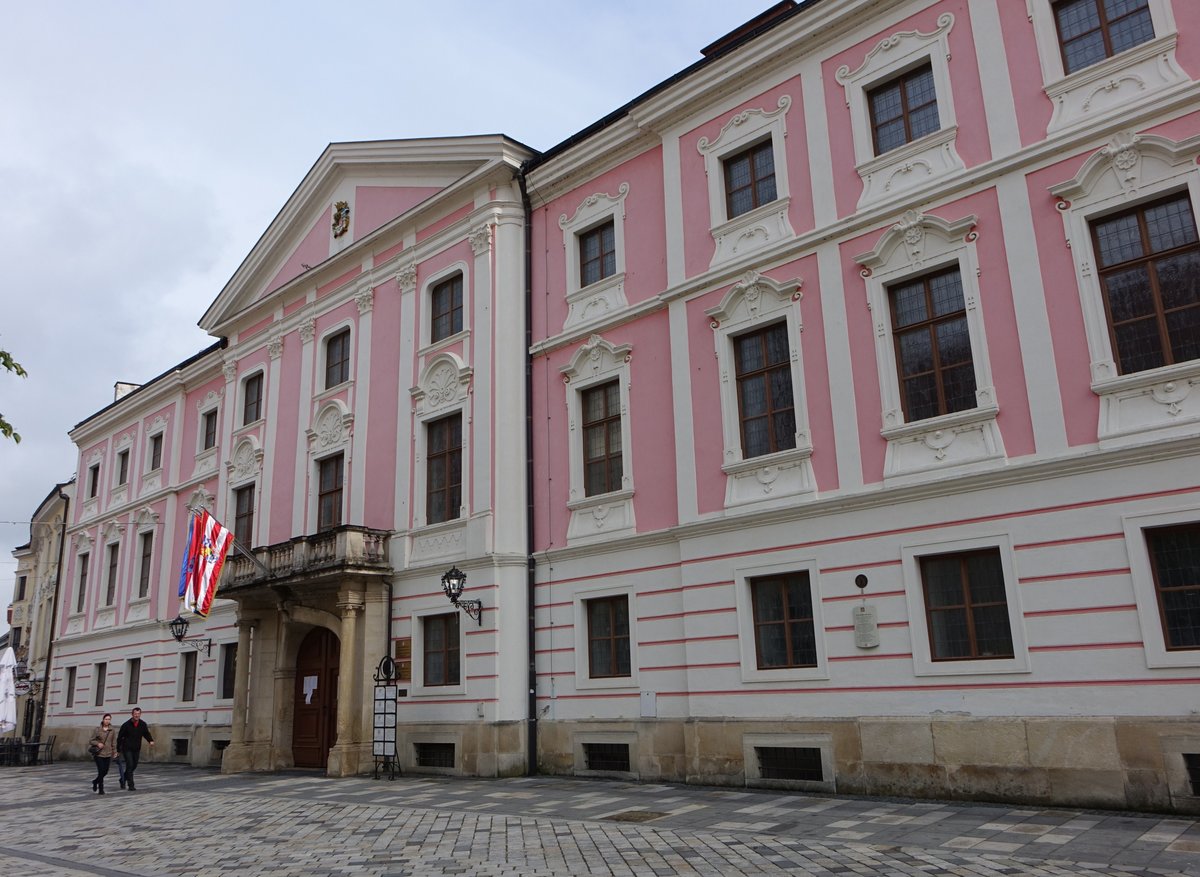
0;0;778;632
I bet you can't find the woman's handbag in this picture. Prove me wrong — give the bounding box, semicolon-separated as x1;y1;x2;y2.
88;741;101;756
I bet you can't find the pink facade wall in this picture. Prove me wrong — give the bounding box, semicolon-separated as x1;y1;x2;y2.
996;0;1054;147
264;208;332;297
417;203;472;244
363;277;402;528
354;185;441;239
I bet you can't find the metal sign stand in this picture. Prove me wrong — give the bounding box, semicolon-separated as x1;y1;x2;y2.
372;656;400;780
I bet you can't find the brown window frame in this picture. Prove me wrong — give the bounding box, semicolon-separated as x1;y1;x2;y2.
66;667;77;708
733;321;796;459
127;658;141;704
579;220;617;287
234;483;255;547
586;595;631;678
324;328;351;389
117;449;130;486
317;454;343;532
1091;192;1200;376
149;433;163;471
105;543;119;606
88;464;100;499
1145;522;1200;651
242;373;263;425
722;139;777;220
138;531;153;600
750;572;818;670
181;650;197;703
220;642;238;700
426;414;462;525
430;274;464;343
867;63;940;156
422;612;461;686
919;548;1014;662
581;380;623;497
76;553;89;613
1053;0;1154;75
202;409;219;450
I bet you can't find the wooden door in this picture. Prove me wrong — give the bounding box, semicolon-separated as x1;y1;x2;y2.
292;627;340;768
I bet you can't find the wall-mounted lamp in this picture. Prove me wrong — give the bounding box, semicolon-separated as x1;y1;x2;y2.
168;615;212;656
440;566;482;626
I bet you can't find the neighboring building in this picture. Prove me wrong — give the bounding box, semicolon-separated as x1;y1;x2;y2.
42;0;1200;813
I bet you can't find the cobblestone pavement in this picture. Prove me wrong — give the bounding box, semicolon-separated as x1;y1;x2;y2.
2;763;1199;876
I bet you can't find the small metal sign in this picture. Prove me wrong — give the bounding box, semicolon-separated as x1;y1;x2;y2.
13;679;31;696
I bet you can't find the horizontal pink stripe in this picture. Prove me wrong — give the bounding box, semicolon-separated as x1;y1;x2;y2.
640;579;733;598
640;607;735;622
820;559;903;574
642;662;739;672
828;652;912;662
826;621;909;632
1024;603;1136;618
1019;567;1129;584
640;634;739;647
1015;532;1124;551
822;589;905;603
1029;642;1143;652
533;647;574;655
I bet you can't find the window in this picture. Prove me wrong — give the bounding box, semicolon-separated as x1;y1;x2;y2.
868;64;940;156
751;572;817;669
15;575;26;601
317;454;343;532
181;651;197;702
586;595;631;678
723;140;778;220
234;484;255;546
127;658;141;704
422;612;460;686
920;548;1013;661
889;267;976;422
1091;193;1199;376
430;274;463;343
579;220;616;287
426;414;462;525
117;449;130;486
105;543;119;606
1054;0;1154;75
137;532;153;599
582;381;622;497
149;434;163;471
88;464;100;499
94;663;106;707
325;328;351;389
220;643;238;700
9;628;19;652
242;373;263;426
75;553;89;613
734;322;796;459
202;409;218;450
1145;522;1200;650
65;667;76;708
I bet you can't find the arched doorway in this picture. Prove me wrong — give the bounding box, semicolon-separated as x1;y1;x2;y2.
292;627;340;768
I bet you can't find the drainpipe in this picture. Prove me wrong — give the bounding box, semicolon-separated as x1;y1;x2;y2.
39;486;70;740
518;164;538;776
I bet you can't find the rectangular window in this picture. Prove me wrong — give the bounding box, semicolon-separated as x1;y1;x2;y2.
94;663;106;707
579;220;616;287
9;628;19;652
422;613;460;686
234;484;255;546
751;572;817;669
582;380;622;496
868;63;940;156
149;434;163;471
414;742;456;767
220;642;238;700
1091;193;1200;375
920;548;1014;661
117;449;130;486
243;373;263;425
88;464;100;499
66;667;76;708
325;328;351;389
583;742;631;772
889;266;976;422
138;532;153;600
430;274;464;343
76;553;89;613
586;595;631;678
202;409;218;450
317;455;343;532
15;575;26;601
723;140;777;219
181;651;197;702
734;322;795;459
105;543;119;606
1054;0;1154;75
426;414;462;525
1145;522;1200;650
756;746;823;781
127;658;141;704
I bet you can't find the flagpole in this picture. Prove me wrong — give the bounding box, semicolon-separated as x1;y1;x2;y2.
183;505;270;586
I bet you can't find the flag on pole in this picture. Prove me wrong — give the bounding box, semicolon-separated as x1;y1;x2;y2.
179;509;234;618
177;512;199;605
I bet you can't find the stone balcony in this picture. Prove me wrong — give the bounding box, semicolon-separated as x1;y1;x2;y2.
223;526;392;593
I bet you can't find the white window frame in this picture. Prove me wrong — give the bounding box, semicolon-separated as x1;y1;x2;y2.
573;583;638;691
410;354;471;531
102;539;120;607
835;12;964;209
1049;132;1200;448
217;642;237;702
559;183;630;332
1026;0;1186;134
146;430;164;473
734;555;828;683
560;335;635;545
179;649;197;703
318;322;354;394
411;606;466;697
240;370;265;428
194;390;222;478
114;446;131;489
421;262;470;352
1123;506;1200;669
134;521;154;604
854;210;1005;481
71;538;92;618
901;533;1030;677
705;270;815;508
312;448;346;534
697;96;795;269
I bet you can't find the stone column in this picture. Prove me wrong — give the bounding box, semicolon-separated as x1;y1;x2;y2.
222;617;259;773
328;589;364;776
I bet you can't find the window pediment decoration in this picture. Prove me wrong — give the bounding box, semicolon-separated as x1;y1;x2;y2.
560;334;632;384
135;507;159;530
148;414;167;434
1050;132;1200;206
87;448;104;466
72;532;93;553
854;210;978;275
705;270;801;329
195;389;223;410
114;431;134;451
101;519;125;542
188;488;215;512
305;401;353;453
411;353;472;417
227;435;266;483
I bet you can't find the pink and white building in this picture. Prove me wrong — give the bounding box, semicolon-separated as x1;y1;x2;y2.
44;0;1200;811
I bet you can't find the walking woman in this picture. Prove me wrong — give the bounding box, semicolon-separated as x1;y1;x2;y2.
89;713;116;794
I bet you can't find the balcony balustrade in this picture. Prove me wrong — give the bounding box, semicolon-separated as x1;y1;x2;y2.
224;526;391;591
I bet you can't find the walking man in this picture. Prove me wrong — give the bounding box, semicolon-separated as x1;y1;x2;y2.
116;706;154;791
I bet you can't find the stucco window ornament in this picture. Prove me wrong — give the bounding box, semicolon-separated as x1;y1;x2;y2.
267;332;284;360
836;13;964;210
468;224;492;256
332;200;350;238
187;487;215;512
1050;131;1200;447
396;260;418;295
306;402;353;453
855;210;1004;481
698;97;795;269
355;283;374;315
411;353;472;417
221;359;239;384
1024;0;1187;135
559;183;630;333
226;436;265;483
298;316;317;344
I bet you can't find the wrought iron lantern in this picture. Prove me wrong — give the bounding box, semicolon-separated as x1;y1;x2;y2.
168;614;212;656
440;566;482;625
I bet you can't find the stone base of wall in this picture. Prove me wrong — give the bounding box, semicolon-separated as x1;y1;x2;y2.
47;723;234;769
397;721;527;778
539;717;1200;814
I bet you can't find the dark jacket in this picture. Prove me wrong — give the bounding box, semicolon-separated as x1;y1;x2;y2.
117;717;154;752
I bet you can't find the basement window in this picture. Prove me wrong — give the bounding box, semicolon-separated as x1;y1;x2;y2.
583;742;631;773
172;738;190;758
415;742;455;768
756;746;823;782
1184;753;1200;795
